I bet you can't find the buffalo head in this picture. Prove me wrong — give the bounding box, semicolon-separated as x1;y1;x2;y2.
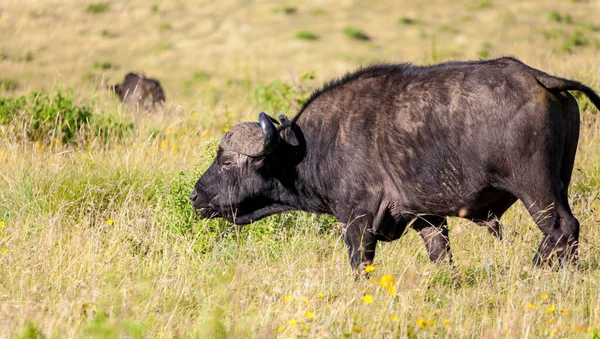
190;112;303;224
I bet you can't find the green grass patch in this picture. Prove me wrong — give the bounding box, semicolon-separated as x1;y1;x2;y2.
296;30;319;41
86;2;110;14
562;30;589;51
159;22;171;32
92;61;113;70
478;42;491;59
0;78;18;91
0;90;132;144
343;26;370;41
399;16;417;25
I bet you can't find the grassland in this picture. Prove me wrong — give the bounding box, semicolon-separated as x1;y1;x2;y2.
1;0;600;337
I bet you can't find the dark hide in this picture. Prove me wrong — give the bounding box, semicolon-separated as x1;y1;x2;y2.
109;72;165;109
191;57;600;272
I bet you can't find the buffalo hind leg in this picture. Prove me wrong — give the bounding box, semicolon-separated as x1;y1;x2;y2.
413;216;452;264
342;221;378;276
518;188;579;267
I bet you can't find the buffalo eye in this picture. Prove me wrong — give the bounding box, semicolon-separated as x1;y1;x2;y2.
221;160;233;170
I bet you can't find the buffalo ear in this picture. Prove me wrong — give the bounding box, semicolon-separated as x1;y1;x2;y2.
278;114;292;128
258;112;280;156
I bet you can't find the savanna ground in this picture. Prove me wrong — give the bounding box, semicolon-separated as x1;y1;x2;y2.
1;0;600;337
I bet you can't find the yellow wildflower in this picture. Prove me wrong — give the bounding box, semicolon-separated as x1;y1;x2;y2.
388;285;397;296
541;293;548;300
0;221;5;227
306;312;314;319
368;278;377;285
106;219;114;225
416;318;428;329
303;299;309;304
551;329;558;335
317;292;325;298
548;318;556;324
160;141;168;148
391;315;398;322
363;294;373;304
560;310;568;316
574;325;581;332
277;326;284;333
350;327;361;333
379;275;395;288
365;265;375;273
526;304;536;309
443;320;451;327
289;319;297;326
547;305;556;314
283;295;292;302
2;249;7;255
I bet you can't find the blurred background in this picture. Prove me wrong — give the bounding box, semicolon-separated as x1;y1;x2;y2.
1;0;599;124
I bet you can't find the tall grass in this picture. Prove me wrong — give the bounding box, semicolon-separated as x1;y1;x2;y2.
1;0;600;337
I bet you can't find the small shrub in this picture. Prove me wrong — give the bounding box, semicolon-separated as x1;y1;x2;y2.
296;30;318;41
283;6;297;15
468;0;492;9
86;2;110;14
0;78;18;91
439;25;459;34
562;30;588;52
16;52;34;62
150;5;159;14
399;16;416;25
159;22;171;32
564;14;573;24
92;61;113;70
344;27;370;41
549;11;562;22
254;78;311;114
478;42;491;59
0;90;132;144
20;320;44;339
100;29;116;38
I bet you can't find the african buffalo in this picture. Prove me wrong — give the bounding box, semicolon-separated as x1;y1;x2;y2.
108;72;165;109
190;57;600;272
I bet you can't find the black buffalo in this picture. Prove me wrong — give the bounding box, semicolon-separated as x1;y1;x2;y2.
108;72;165;109
190;57;600;272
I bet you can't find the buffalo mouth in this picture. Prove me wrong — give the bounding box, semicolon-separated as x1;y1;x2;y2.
197;207;220;219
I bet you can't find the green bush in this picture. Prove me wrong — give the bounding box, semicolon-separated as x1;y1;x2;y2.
0;90;132;143
86;2;110;14
296;30;319;41
254;78;311;115
562;30;588;51
343;27;370;41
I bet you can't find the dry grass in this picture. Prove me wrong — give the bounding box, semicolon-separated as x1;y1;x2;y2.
1;0;600;337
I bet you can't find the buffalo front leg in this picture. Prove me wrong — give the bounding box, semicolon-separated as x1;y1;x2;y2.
412;216;452;263
342;222;377;276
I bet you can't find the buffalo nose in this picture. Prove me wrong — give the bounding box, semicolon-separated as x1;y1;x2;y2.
190;189;198;202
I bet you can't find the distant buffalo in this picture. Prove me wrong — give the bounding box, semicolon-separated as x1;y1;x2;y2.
190;57;600;273
108;72;165;109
